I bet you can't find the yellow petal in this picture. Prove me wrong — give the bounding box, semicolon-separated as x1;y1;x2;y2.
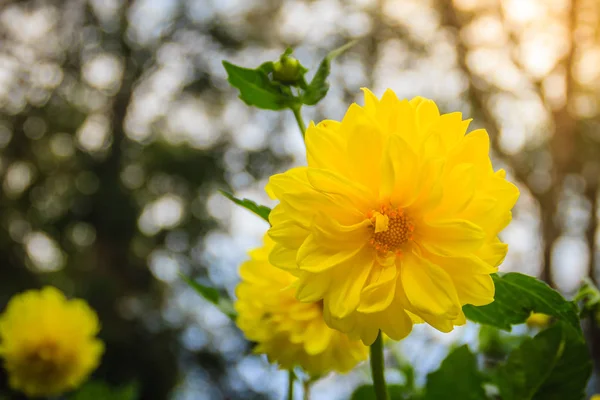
312;214;371;248
476;239;508;267
275;191;350;227
347;315;381;346
306;168;375;214
296;272;332;302
322;303;357;333
432;163;477;216
268;243;299;273
417;312;455;333
289;302;321;320
316;119;341;130
325;250;374;318
401;250;461;318
447;129;492;174
416;219;485;256
357;265;397;313
426;251;497;275
456;195;497;228
452;273;495;306
410;158;444;214
378;301;413;341
361;87;380;116
405;310;424;324
380;134;420;207
394;99;417;144
429;112;471;152
303;321;333;355
266;167;310;199
306;121;348;173
376;89;402;134
345;117;384;194
297;234;367;272
413;97;440;138
268;218;309;248
453;309;467;326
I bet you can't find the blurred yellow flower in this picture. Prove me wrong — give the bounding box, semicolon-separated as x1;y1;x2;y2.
591;395;600;400
526;312;552;329
235;236;368;375
0;287;104;397
266;89;519;345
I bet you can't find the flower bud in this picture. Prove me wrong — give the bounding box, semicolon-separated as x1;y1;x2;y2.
273;54;306;84
526;312;551;329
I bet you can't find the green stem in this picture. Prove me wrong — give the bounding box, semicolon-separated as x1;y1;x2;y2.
303;379;311;400
288;369;295;400
291;106;307;139
370;331;389;400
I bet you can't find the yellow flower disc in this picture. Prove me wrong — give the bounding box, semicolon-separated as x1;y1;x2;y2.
235;235;368;375
266;89;519;345
0;287;104;397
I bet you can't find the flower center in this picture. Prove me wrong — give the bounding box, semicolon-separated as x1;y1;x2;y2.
367;205;413;255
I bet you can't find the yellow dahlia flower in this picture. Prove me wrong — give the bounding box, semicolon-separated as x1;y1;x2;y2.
235;235;368;375
0;287;104;397
266;89;519;345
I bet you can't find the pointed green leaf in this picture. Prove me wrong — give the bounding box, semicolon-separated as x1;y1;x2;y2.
219;190;271;223
423;345;487;400
223;61;295;110
301;40;357;106
463;273;581;335
495;322;591;400
180;273;236;320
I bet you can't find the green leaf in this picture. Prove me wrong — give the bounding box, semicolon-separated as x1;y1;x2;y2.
463;273;581;335
423;345;487;400
478;325;527;359
350;384;408;400
70;381;138;400
573;277;600;317
219;190;271;223
301;40;357;106
180;273;219;303
223;61;295;110
180;273;236;320
495;322;591;400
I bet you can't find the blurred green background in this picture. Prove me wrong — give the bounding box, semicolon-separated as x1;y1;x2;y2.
1;0;599;398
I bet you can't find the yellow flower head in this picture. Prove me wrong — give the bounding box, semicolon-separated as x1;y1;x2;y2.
235;235;368;375
266;89;519;345
0;287;104;397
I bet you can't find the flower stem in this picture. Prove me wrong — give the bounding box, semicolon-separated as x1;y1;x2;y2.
370;330;389;400
288;369;295;400
291;106;307;139
303;379;311;400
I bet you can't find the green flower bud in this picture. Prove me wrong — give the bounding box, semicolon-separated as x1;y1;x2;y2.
273;52;307;84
